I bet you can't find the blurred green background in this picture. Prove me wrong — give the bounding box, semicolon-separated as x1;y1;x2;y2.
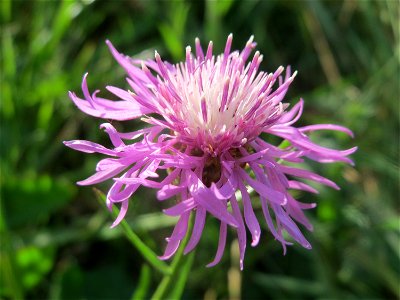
1;0;399;299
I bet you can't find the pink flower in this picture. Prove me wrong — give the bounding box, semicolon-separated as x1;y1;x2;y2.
64;35;356;269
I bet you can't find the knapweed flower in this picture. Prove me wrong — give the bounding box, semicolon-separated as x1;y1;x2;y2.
64;34;356;269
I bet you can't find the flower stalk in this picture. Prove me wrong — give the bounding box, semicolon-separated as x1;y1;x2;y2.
151;213;195;300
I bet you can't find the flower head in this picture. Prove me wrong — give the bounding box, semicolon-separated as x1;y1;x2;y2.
64;34;356;269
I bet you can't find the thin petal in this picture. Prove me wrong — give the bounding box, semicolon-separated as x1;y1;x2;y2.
110;200;129;228
279;165;340;190
69;73;152;121
299;124;354;138
278;99;304;125
240;169;287;205
157;184;187;201
184;207;206;254
100;123;124;148
230;195;246;270
159;212;190;260
206;222;227;267
189;171;238;227
288;180;319;194
163;198;196;216
286;195;314;231
239;181;261;246
63;140;117;156
78;163;127;186
273;205;312;249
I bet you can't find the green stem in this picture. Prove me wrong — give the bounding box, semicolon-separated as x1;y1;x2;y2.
151;213;195;300
131;264;152;300
167;250;195;299
94;188;171;276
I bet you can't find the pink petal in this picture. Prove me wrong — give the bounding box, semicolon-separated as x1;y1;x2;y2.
184;207;207;254
278;99;304;125
286;195;314;231
78;163;127;186
110;200;129;228
188;171;238;227
159;212;190;260
69;73;152;121
299;124;354;137
273;205;312;249
230;195;246;270
63;140;117;156
206;222;227;267
288;180;319;194
259;196;291;248
279;165;339;190
240;169;287;205
100;123;124;148
157;184;186;201
239;181;261;246
163;198;196;216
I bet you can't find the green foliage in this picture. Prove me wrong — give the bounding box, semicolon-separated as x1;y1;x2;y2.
3;175;75;228
16;246;55;291
1;0;398;299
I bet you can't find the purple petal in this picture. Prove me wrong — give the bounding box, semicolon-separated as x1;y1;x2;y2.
236;147;270;163
184;207;206;254
268;126;354;164
69;73;152;121
100;123;124;148
273;205;312;249
206;222;227;267
299;124;354;137
159;212;190;260
163;198;196;216
278;99;304;125
230;195;246;270
288;180;319;194
209;172;238;200
239;181;261;246
195;37;205;60
110;200;129;228
188;171;238;227
106;85;135;102
63;140;117;156
239;169;287;205
259;196;291;248
279;165;339;190
286;195;314;231
105;40;144;80
157;184;186;200
78;163;127;186
107;168;141;203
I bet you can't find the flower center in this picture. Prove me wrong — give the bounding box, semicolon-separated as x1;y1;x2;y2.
202;155;222;187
